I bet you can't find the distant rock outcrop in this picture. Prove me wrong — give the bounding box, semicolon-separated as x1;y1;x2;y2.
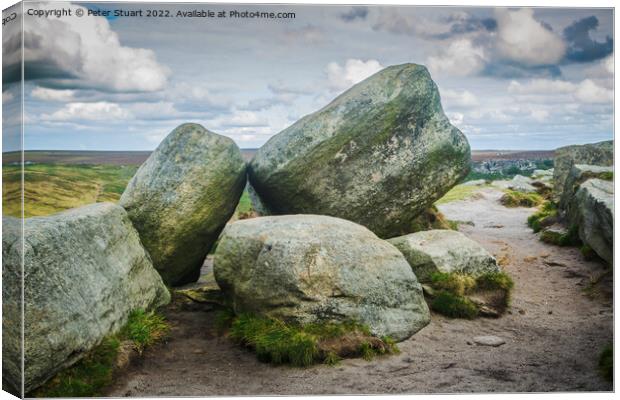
120;123;246;285
2;203;170;394
388;230;500;282
567;179;613;264
553;141;613;200
249;63;470;238
214;215;430;341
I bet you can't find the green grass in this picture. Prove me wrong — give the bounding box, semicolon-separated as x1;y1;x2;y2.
435;184;483;205
598;171;613;181
430;291;479;319
33;309;168;397
221;312;397;367
599;344;613;381
427;271;514;319
430;272;476;296
540;225;581;247
476;271;514;292
118;309;169;354
4;163;255;221
580;244;598;260
527;201;558;233
500;190;544;208
3;163;138;217
409;206;457;232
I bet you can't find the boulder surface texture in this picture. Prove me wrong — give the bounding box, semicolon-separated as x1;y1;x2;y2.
120;123;246;285
2;203;170;394
553;140;613;199
568;179;613;264
214;214;431;341
560;164;613;211
388;230;499;282
249;63;470;238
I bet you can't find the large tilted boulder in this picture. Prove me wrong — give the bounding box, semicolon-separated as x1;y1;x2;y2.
553;141;613;200
387;230;499;282
567;179;613;264
249;63;470;238
2;203;170;394
120;123;246;285
214;215;430;341
560;164;613;211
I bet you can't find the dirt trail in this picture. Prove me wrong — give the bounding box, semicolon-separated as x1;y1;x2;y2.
106;187;612;396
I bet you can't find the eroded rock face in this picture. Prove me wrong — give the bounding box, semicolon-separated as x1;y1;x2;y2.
553;141;613;200
249;64;470;238
2;203;170;394
214;215;430;341
387;230;499;282
560;164;613;211
120;123;246;285
568;179;613;264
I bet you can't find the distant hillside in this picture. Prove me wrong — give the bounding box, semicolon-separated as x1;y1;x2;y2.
3;149;551;166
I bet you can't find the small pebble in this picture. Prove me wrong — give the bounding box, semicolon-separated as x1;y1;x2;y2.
473;335;506;347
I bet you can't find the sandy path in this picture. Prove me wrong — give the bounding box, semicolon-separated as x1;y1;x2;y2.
106;187;612;395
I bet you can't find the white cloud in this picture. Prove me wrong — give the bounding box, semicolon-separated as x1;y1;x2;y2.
326;59;384;91
427;39;486;76
530;109;550;122
21;2;169;92
31;88;76;102
508;79;575;95
575;79;613;104
494;8;566;66
44;102;132;121
441;89;479;108
507;78;612;104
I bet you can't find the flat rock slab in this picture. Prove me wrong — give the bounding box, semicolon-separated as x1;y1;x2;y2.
473;335;506;347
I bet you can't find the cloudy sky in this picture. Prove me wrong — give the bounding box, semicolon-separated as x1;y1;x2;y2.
2;2;614;152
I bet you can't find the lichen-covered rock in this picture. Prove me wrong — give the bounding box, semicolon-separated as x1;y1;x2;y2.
560;164;613;211
387;230;499;282
568;179;613;264
553;141;613;199
2;203;170;394
249;63;470;238
214;215;430;341
120;123;246;285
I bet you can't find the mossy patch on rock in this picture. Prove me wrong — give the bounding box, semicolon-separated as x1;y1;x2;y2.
218;311;399;367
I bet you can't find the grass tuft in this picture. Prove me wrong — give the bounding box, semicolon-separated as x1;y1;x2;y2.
119;309;169;354
222;312;397;366
33;309;168;397
540;225;581;247
430;272;476;296
598;171;613;181
500;190;544;208
527;201;558;233
476;271;514;292
599;344;613;382
427;271;514;319
408;206;456;232
430;291;479;319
